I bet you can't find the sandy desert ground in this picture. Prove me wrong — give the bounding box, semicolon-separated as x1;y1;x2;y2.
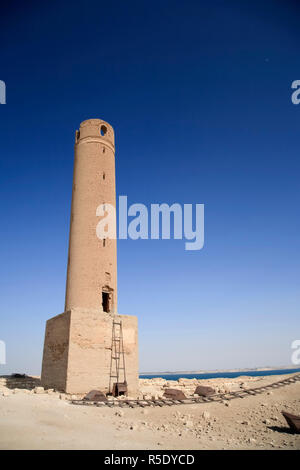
0;373;299;450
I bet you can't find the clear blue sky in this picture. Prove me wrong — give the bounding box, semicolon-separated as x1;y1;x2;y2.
0;0;299;374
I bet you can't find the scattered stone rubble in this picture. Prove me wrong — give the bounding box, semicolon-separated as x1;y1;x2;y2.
0;374;278;402
138;376;261;400
0;373;299;449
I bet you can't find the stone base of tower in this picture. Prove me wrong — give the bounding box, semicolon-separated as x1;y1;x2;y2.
41;308;138;397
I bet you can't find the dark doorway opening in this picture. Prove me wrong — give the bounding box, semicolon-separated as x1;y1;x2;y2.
102;292;109;312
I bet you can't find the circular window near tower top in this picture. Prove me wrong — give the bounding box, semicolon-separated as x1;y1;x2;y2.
100;125;107;136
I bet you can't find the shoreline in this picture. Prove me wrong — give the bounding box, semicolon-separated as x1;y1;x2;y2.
139;366;300;378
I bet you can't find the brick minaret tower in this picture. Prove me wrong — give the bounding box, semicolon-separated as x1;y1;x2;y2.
65;119;117;313
41;119;138;396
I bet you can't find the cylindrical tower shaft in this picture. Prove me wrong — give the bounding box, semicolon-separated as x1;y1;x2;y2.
64;118;117;313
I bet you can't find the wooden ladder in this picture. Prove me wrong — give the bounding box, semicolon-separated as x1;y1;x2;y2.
108;320;127;395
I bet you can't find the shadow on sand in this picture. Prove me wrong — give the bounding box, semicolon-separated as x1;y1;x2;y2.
268;425;298;435
1;374;41;390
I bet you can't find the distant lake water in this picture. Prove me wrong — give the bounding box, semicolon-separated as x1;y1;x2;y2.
139;367;300;381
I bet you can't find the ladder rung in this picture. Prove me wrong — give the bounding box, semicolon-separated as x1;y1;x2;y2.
110;321;125;384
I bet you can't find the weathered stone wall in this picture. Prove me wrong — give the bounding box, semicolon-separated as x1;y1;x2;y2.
41;309;138;396
41;311;71;391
